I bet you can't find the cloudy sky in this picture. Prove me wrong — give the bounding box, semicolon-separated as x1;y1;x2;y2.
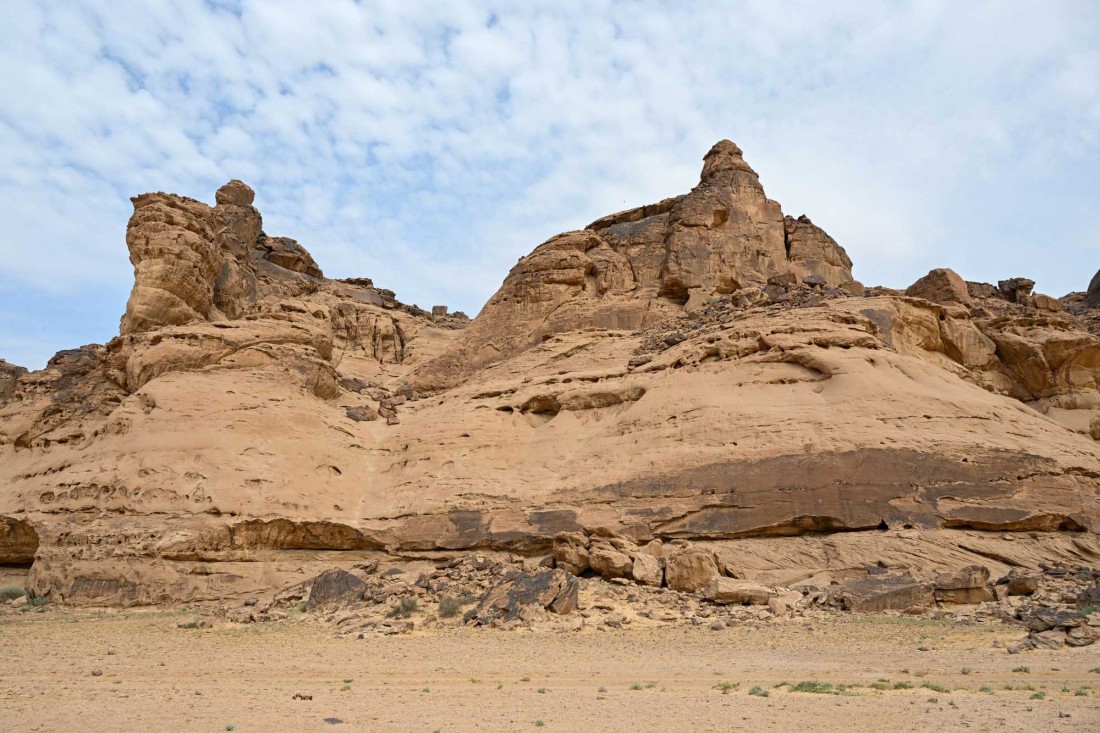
1;1;1098;368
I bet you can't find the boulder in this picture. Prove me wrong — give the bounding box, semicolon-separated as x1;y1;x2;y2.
933;565;993;604
1020;607;1081;632
1000;570;1040;597
215;179;255;207
1033;293;1062;312
551;532;590;575
905;268;972;306
1077;581;1100;609
664;548;720;593
1030;629;1067;650
306;568;366;609
588;543;633;579
704;577;772;605
768;590;804;615
630;553;663;587
1066;624;1100;647
836;573;934;613
345;406;377;422
464;569;579;626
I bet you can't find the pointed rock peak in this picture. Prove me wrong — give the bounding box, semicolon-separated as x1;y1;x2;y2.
215;179;255;207
700;139;758;185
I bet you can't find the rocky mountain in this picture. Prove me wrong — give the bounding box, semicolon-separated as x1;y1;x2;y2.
2;141;1100;606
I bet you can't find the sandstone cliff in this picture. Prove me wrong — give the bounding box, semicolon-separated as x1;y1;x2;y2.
2;142;1099;606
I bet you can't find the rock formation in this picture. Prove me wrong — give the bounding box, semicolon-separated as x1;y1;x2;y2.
414;141;857;388
0;358;27;402
2;141;1100;607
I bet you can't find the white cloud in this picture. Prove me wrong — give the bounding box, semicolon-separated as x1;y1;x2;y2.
1;0;1098;367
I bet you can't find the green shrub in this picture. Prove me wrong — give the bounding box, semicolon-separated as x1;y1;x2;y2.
387;597;419;618
748;686;768;697
0;587;24;602
791;681;834;694
438;596;464;618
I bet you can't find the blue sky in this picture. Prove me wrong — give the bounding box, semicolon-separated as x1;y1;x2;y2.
1;1;1098;368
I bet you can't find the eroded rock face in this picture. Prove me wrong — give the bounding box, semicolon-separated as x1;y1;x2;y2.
0;359;27;402
783;215;854;289
3;142;1100;606
414;140;855;388
120;193;224;334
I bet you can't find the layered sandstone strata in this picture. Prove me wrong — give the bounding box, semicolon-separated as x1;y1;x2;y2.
1;142;1099;606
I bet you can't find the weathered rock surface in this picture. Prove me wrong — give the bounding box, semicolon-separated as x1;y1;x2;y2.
704;577;772;605
905;268;972;306
0;359;27;402
2;142;1100;607
835;573;934;613
933;565;993;604
464;569;579;626
413;140;855;388
665;548;720;593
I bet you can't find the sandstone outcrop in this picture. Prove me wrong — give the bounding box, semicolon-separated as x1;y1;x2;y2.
2;142;1100;608
0;359;26;402
413;140;855;388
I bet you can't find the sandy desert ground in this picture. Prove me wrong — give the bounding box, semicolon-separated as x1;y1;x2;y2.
2;609;1099;732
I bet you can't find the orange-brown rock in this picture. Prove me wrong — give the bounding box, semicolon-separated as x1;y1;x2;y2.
2;143;1100;607
905;267;972;306
0;358;26;402
413;140;855;388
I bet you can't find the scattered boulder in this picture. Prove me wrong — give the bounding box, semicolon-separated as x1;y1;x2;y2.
588;543;633;579
464;569;579;626
664;548;720;593
704;577;772;605
1000;569;1040;597
1066;624;1100;647
339;376;370;393
905;268;972;306
933;565;993;604
305;568;366;609
835;572;934;613
1030;629;1068;650
1078;581;1100;609
662;332;687;348
345;406;377;422
631;553;663;587
768;590;804;615
551;532;590;575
